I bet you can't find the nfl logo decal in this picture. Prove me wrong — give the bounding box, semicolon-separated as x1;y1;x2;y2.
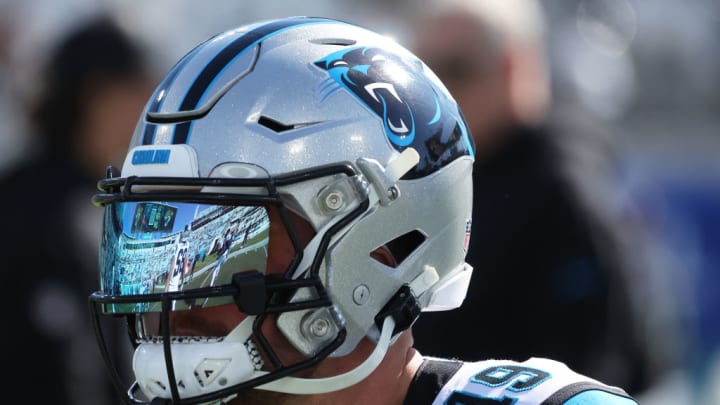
464;218;472;253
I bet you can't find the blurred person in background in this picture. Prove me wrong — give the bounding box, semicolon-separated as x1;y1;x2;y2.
0;15;154;404
408;0;686;397
0;3;29;174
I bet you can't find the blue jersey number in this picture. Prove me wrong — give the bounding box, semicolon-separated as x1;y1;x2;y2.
472;365;550;391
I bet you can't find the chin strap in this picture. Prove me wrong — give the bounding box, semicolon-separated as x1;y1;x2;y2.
136;315;396;402
254;316;396;394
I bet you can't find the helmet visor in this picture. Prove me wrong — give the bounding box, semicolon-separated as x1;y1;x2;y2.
99;201;269;314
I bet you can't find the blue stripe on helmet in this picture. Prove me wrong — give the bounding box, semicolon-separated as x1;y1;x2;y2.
141;36;212;145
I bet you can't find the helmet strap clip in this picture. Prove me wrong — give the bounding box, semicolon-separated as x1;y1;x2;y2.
356;147;419;206
373;285;421;336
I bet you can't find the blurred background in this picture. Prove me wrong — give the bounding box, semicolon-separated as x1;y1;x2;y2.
0;1;716;404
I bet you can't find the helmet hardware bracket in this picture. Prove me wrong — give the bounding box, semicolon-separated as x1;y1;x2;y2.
232;271;267;315
373;284;421;336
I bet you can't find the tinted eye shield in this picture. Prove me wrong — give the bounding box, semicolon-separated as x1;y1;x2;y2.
91;175;317;315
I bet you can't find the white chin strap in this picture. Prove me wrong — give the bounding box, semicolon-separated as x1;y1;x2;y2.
256;316;396;394
133;315;396;400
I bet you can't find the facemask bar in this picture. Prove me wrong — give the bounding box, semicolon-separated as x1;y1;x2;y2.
89;162;374;404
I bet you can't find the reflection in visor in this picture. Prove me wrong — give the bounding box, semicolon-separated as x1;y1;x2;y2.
100;202;270;314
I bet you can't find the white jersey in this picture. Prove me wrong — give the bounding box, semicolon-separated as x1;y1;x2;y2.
405;357;638;405
167;240;189;292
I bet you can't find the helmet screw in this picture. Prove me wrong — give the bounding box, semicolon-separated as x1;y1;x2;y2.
325;192;344;211
387;186;399;200
353;284;370;305
310;318;330;337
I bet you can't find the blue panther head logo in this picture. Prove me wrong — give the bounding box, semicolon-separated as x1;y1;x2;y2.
315;46;474;178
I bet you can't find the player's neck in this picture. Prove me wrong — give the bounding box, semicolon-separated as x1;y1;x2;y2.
308;332;422;404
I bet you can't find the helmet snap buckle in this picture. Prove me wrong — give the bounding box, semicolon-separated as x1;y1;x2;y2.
357;148;420;206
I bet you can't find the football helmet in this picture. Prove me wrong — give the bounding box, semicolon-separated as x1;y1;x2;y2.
89;16;475;404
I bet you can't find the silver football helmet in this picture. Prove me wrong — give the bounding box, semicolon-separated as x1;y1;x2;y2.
89;16;475;404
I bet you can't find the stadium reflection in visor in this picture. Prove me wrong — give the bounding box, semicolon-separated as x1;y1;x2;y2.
100;201;270;314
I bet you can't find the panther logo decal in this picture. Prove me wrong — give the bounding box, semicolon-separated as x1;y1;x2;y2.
315;46;419;147
315;46;474;178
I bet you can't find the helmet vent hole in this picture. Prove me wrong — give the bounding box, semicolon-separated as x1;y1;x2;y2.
374;230;426;268
258;116;295;132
